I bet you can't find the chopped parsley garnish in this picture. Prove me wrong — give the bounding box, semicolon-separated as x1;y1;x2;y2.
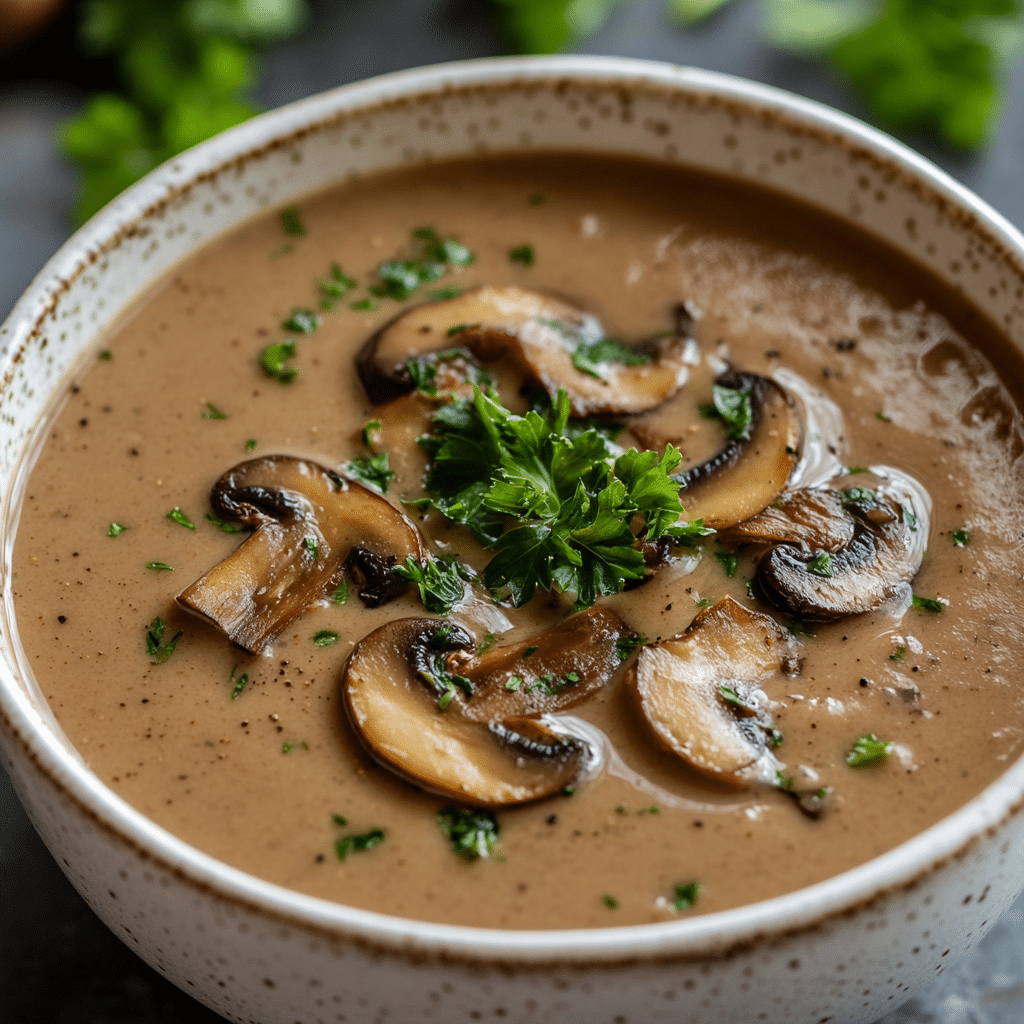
775;770;794;790
370;227;474;301
912;593;944;613
282;741;309;753
332;580;348;605
571;337;651;380
313;630;339;647
260;340;298;383
303;536;318;561
670;881;701;912
901;504;918;531
428;285;463;301
698;383;753;441
839;487;875;506
477;632;498;654
334;827;386;861
282;308;320;333
229;663;249;699
99;349;113;360
361;419;382;449
204;513;243;534
846;465;870;475
505;675;523;691
694;596;713;608
788;620;816;638
768;729;784;749
418;387;710;609
201;401;228;420
528;193;545;205
615;634;649;661
719;685;748;709
509;244;535;266
846;733;893;768
146;561;174;571
280;207;306;237
437;807;499;860
107;521;126;537
876;410;892;422
953;529;971;547
602;894;620;910
342;451;396;493
392;555;472;615
715;551;739;578
522;645;539;659
562;785;575;796
145;616;181;664
319;263;357;305
245;438;257;452
889;644;907;662
332;814;348;827
349;298;378;311
166;507;195;530
806;552;834;577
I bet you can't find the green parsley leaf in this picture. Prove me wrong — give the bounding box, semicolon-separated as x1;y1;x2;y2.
229;662;249;699
528;192;545;205
304;536;318;561
788;620;816;638
715;551;740;578
670;881;701;912
889;644;907;662
953;528;971;547
846;733;893;768
615;634;649;661
282;308;320;333
370;228;474;301
349;298;378;311
332;814;348;827
602;894;620;909
509;244;535;266
492;0;623;53
846;465;870;475
245;438;257;452
313;629;339;647
571;337;652;379
437;807;499;860
260;340;298;383
98;349;113;360
477;632;498;654
522;645;539;659
505;675;523;691
146;561;174;571
876;410;892;422
201;401;228;420
319;262;357;302
332;580;348;605
145;616;182;664
334;827;385;860
912;593;944;613
806;552;834;577
204;512;243;533
361;419;382;449
166;506;195;530
342;451;396;493
281;740;309;753
393;555;471;615
108;521;126;537
838;486;876;506
699;383;754;441
901;504;918;531
280;207;306;237
428;285;463;301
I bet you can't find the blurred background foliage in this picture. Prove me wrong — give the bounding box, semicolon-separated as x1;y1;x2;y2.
0;0;1021;224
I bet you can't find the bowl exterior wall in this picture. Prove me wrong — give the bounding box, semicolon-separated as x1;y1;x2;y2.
2;57;1024;1024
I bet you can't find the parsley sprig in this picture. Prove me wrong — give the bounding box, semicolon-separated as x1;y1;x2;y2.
419;387;710;609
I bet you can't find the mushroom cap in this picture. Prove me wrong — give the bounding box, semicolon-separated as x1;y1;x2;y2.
675;372;801;530
720;488;855;553
357;285;692;416
626;597;789;785
754;492;925;622
343;618;585;807
176;455;426;652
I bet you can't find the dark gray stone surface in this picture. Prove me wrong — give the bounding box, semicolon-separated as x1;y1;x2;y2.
2;1;1023;1020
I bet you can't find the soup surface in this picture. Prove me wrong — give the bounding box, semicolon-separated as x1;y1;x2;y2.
12;155;1024;929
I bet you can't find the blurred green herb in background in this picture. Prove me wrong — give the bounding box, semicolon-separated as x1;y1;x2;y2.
59;0;307;223
496;0;1024;150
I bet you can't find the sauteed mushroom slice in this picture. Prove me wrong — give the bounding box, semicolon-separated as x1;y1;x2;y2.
343;618;585;806
452;606;632;722
675;372;800;530
626;597;788;785
754;493;924;622
358;285;692;416
176;456;426;652
720;489;855;552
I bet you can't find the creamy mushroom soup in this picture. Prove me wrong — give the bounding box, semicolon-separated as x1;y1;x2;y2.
12;155;1024;929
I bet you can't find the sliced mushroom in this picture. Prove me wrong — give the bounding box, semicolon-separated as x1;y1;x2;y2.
176;456;426;652
719;488;855;552
754;492;925;622
674;371;801;530
450;606;632;722
357;285;692;416
625;597;789;786
343;618;585;806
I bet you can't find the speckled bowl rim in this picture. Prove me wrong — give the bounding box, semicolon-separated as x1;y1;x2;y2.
3;54;1024;968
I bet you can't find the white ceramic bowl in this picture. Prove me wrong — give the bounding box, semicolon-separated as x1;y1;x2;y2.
2;56;1024;1024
